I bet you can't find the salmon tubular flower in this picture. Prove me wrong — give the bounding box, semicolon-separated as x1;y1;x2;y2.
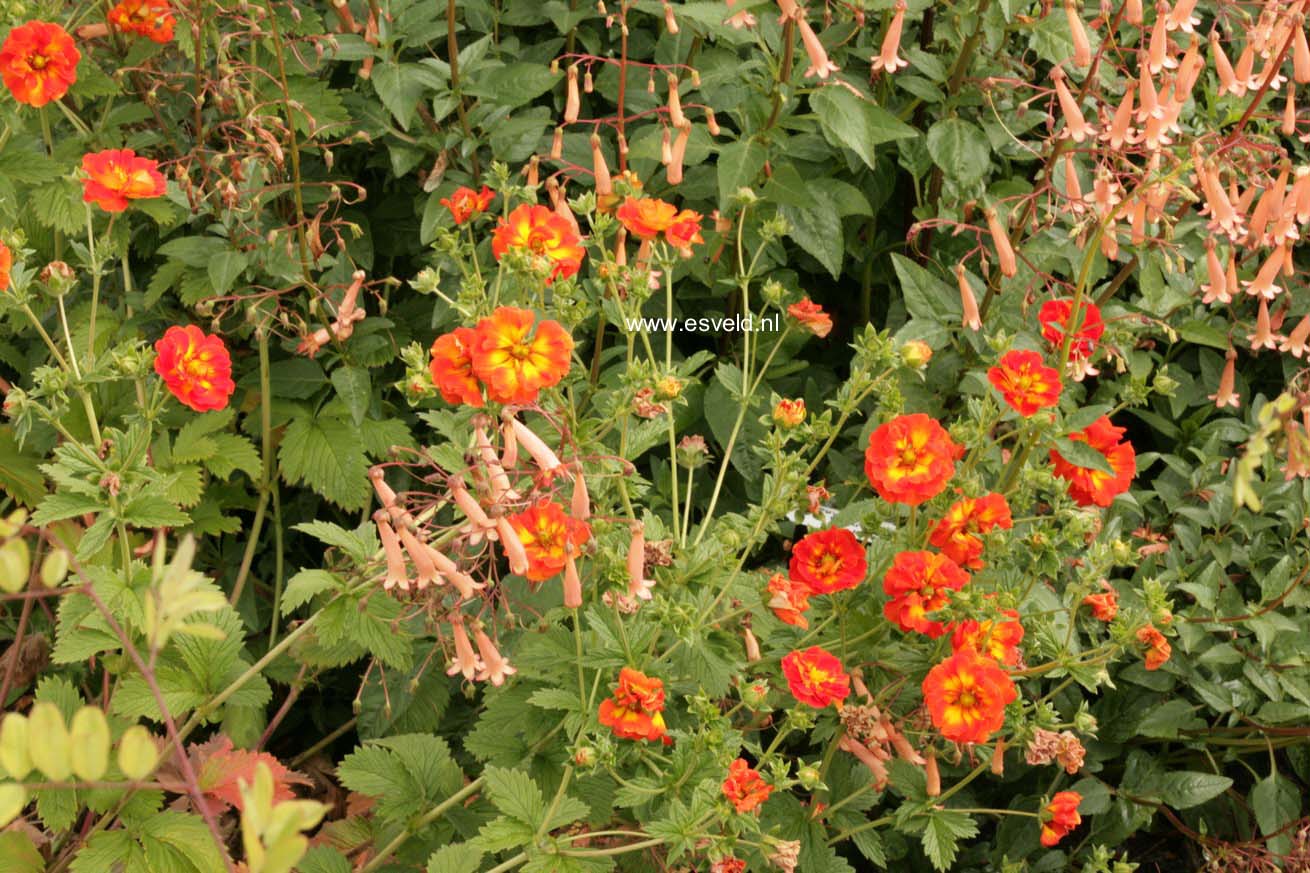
789;528;867;594
504;414;565;477
564;65;580;123
108;0;176;42
429;546;484;600
472;625;517;686
1050;416;1136;507
1065;0;1091;67
1279;314;1310;357
440;186;495;224
1247;298;1281;351
870;0;909;73
781;646;850;708
81;149;167;213
864;413;960;506
922;646;1017;744
627;524;654;601
882;550;971;638
987;350;1062;417
507;500;590;583
0;21;80;107
153;325;236;412
985;206;1018;277
1040;792;1083;847
598;668;668;742
1051;68;1096;142
1208;347;1240;409
722;759;773;813
397;525;442;590
1201;239;1231;304
798;18;840;78
496;517;530;577
374;512;410;591
491;204;585;284
470;306;573;405
446;613;484;681
957;264;982;331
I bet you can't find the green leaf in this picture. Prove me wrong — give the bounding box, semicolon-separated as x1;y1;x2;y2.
118;495;191;529
204;434;261;481
372;62;433;131
331;366;372;427
30;492;105;526
268;358;327;400
292;521;378;564
1159;772;1232;810
206;250;248;297
427;844;484;873
1250;773;1301;837
926;118;991;184
0;832;43;873
338;735;463;824
891;253;962;323
466;63;559;108
716;138;767;210
281;569;341;615
1053;437;1115;475
279;415;371;510
780;199;844;279
920;809;978;872
810;86;917;170
1136;700;1204;738
484;766;546;827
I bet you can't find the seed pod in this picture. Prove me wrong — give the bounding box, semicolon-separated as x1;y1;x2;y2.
0;783;26;828
117;725;159;780
69;707;111;781
0;714;32;780
28;702;71;781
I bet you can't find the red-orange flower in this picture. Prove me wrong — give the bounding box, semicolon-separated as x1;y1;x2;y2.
766;572;812;629
665;209;704;250
616;196;678;240
721;758;772;814
107;0;175;42
507;499;590;582
865;413;960;506
882;550;970;638
81;149;167;213
440;186;495;224
153;325;236;413
781;646;850;708
789;528;867;595
773;398;806;428
598;668;668;742
1082;582;1118;621
470;306;573;405
928;493;1013;569
429;327;484;407
0;21;80;107
492;204;584;283
1039;299;1104;358
1136;625;1171;670
951;609;1024;666
0;241;11;293
711;859;746;873
987;350;1062;416
1040;791;1083;847
922;646;1017;744
787;297;832;338
1050;416;1136;507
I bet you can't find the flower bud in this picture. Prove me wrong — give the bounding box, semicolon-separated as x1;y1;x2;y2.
573;746;597;767
773;398;806;428
797;765;823;790
39;260;76;297
741;679;770;709
900;339;933;369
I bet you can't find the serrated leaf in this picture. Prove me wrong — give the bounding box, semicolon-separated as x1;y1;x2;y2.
281;569;341;615
331;366;371;427
279;415;370;510
292;521;377;564
30;492;106;526
716;138;767;211
484;766;546;827
427;844;484;873
920;809;978;872
204;434;261;480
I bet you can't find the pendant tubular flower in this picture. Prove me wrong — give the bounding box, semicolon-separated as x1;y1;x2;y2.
1247;298;1281;351
0;21;80;107
470;307;573;404
374;512;410;591
864;413;960;506
1201;239;1231;304
81;149;167;213
153;325;236;412
870;0;909;73
985;206;1017;277
428;545;484;600
781;646;850;708
1050;416;1136;507
397;525;442;590
957;263;982;331
564;65;580;123
667;122;690;186
1279;314;1310;357
496;517;530;577
446;613;484;680
472;625;517;686
1065;0;1091;67
987;350;1062;417
1208;347;1240;408
882;550;970;638
628;524;654;600
1051;68;1096;143
922;646;1017;744
789;528;867;594
504;414;564;477
798;18;839;79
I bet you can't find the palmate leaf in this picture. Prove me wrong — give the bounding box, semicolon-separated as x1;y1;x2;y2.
337;734;463;824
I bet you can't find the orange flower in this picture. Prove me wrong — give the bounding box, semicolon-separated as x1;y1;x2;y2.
773;398;806;428
951;609;1024;666
1050;416;1136;507
0;21;80;107
1136;625;1171;670
922;646;1017;744
711;859;746;873
0;240;11;293
153;325;236;413
928;493;1013;569
665;209;704;250
766;572;812;628
440;185;495;224
1040;791;1083;847
616;196;678;240
507;499;590;582
787;297;832;338
107;0;175;42
598;668;668;742
1082;582;1118;621
1038;298;1104;358
789;528;867;595
491;204;585;284
721;758;772;813
429;327;484;407
864;413;960;506
470;306;573;405
781;646;850;708
882;550;970;638
987;350;1062;416
81;149;167;213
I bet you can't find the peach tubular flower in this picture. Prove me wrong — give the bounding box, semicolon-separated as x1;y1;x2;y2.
627;524;654;601
666;73;687;128
570;464;590;521
1279;314;1310;357
374;512;410;591
864;413;960;506
473;423;515;504
987;350;1062;417
504;414;564;477
472;625;517;686
564;65;580;123
562;553;583;608
81;149;167;213
0;21;80;107
1102;84;1137;149
798;18;840;79
985;206;1018;277
787;297;833;337
1065;0;1091;67
448;478;496;541
1208;347;1240;409
427;546;484;600
0;240;11;292
154;325;236;412
429;327;484;407
1040;791;1083;846
440;185;495;224
1243;246;1287;300
491;204;585;284
667;122;690;186
616;196;678;240
1052;68;1096;142
922;646;1017;744
957;264;982;331
1050;416;1136;507
882;550;970;638
496;517;530;577
471;307;573;405
1247;299;1281;351
839;735;889;789
397;525;442;590
870;0;909;73
722;759;773;813
1201;239;1231;305
781;646;850;708
108;0;175;41
789;528;867;594
925;747;941;796
446;613;484;680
